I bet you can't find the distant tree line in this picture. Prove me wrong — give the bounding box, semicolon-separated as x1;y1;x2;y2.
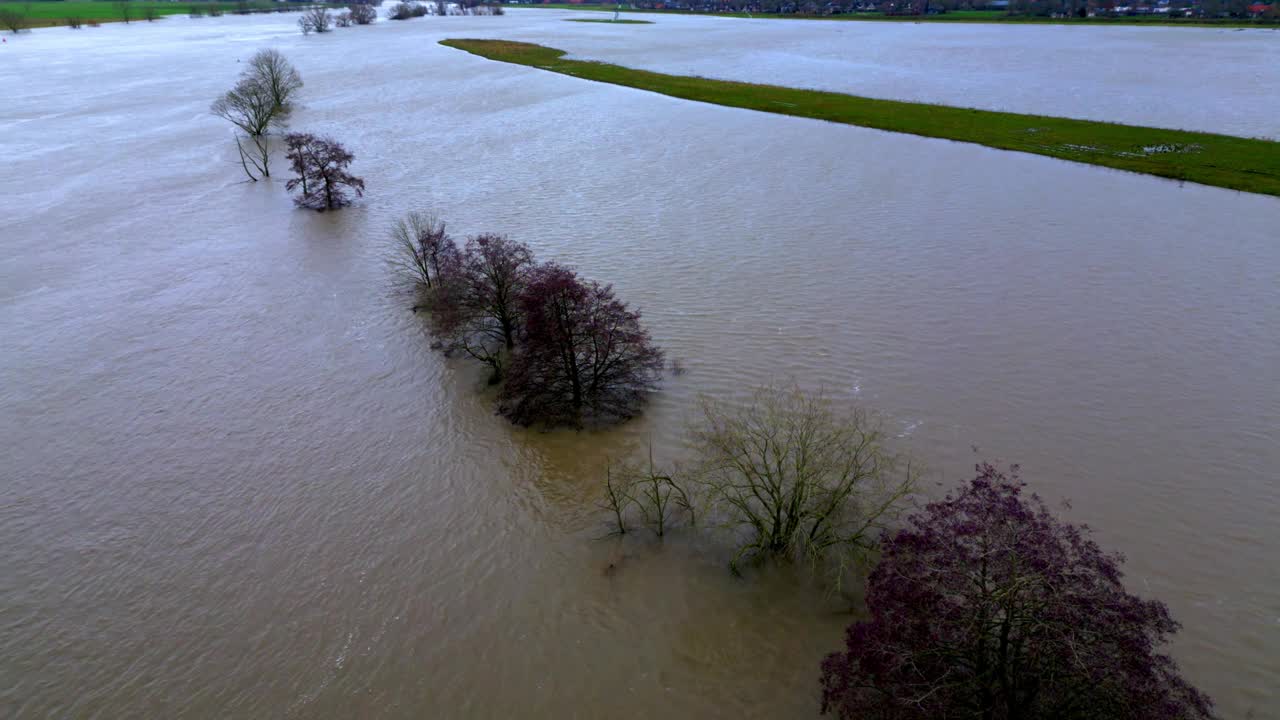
590;0;1276;19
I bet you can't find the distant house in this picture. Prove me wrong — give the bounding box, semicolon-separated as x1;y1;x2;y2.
1246;2;1271;15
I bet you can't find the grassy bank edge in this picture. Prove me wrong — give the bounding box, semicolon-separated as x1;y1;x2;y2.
564;17;654;23
511;4;1280;28
0;2;336;29
439;39;1280;198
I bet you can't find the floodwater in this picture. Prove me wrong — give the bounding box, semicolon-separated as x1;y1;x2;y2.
2;10;1278;719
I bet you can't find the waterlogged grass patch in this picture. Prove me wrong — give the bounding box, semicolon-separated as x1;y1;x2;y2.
564;18;654;24
440;39;1280;198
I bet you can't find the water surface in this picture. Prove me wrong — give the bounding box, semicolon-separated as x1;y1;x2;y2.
2;11;1278;718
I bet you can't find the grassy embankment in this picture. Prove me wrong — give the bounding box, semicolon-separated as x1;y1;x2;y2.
0;1;312;29
564;17;653;23
440;39;1280;197
515;4;1280;28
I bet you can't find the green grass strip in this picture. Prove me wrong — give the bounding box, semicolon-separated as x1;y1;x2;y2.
564;17;653;24
440;39;1280;197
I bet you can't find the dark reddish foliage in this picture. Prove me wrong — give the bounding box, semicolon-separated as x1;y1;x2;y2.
498;263;663;427
284;133;365;211
820;464;1215;720
426;234;533;383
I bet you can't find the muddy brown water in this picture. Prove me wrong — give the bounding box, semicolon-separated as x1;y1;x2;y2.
2;11;1278;718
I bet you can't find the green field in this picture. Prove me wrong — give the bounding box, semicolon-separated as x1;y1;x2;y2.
515;4;1279;28
441;39;1280;197
564;16;652;23
0;1;307;28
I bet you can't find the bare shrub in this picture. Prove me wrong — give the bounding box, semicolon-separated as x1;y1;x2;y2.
142;4;159;21
386;1;414;18
410;2;429;15
348;3;377;22
693;386;916;577
113;1;132;23
208;3;224;16
299;6;331;33
188;5;205;17
66;16;84;28
334;10;352;26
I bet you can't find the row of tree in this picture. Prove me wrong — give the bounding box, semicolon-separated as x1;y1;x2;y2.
211;50;365;209
201;37;1218;720
299;3;378;32
394;214;664;427
594;385;1216;718
386;0;505;17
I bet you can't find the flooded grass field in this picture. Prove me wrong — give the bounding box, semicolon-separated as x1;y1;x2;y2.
2;11;1277;718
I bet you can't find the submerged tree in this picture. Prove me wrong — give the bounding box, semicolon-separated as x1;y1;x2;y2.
211;49;303;181
298;6;332;33
392;211;458;291
498;263;664;427
283;133;365;210
429;234;534;383
387;1;415;19
820;464;1216;720
693;387;914;576
348;3;377;23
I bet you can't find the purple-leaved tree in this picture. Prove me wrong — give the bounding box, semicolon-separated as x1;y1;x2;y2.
819;463;1215;720
427;233;534;384
284;133;365;210
499;263;663;428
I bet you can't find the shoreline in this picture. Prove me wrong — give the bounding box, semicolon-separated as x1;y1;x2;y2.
441;39;1280;197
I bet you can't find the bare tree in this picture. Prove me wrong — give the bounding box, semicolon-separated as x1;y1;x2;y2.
283;133;365;210
692;386;916;578
348;3;377;22
299;6;332;32
211;50;303;181
392;211;456;290
0;9;27;32
142;4;159;21
208;3;224;16
113;1;133;23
